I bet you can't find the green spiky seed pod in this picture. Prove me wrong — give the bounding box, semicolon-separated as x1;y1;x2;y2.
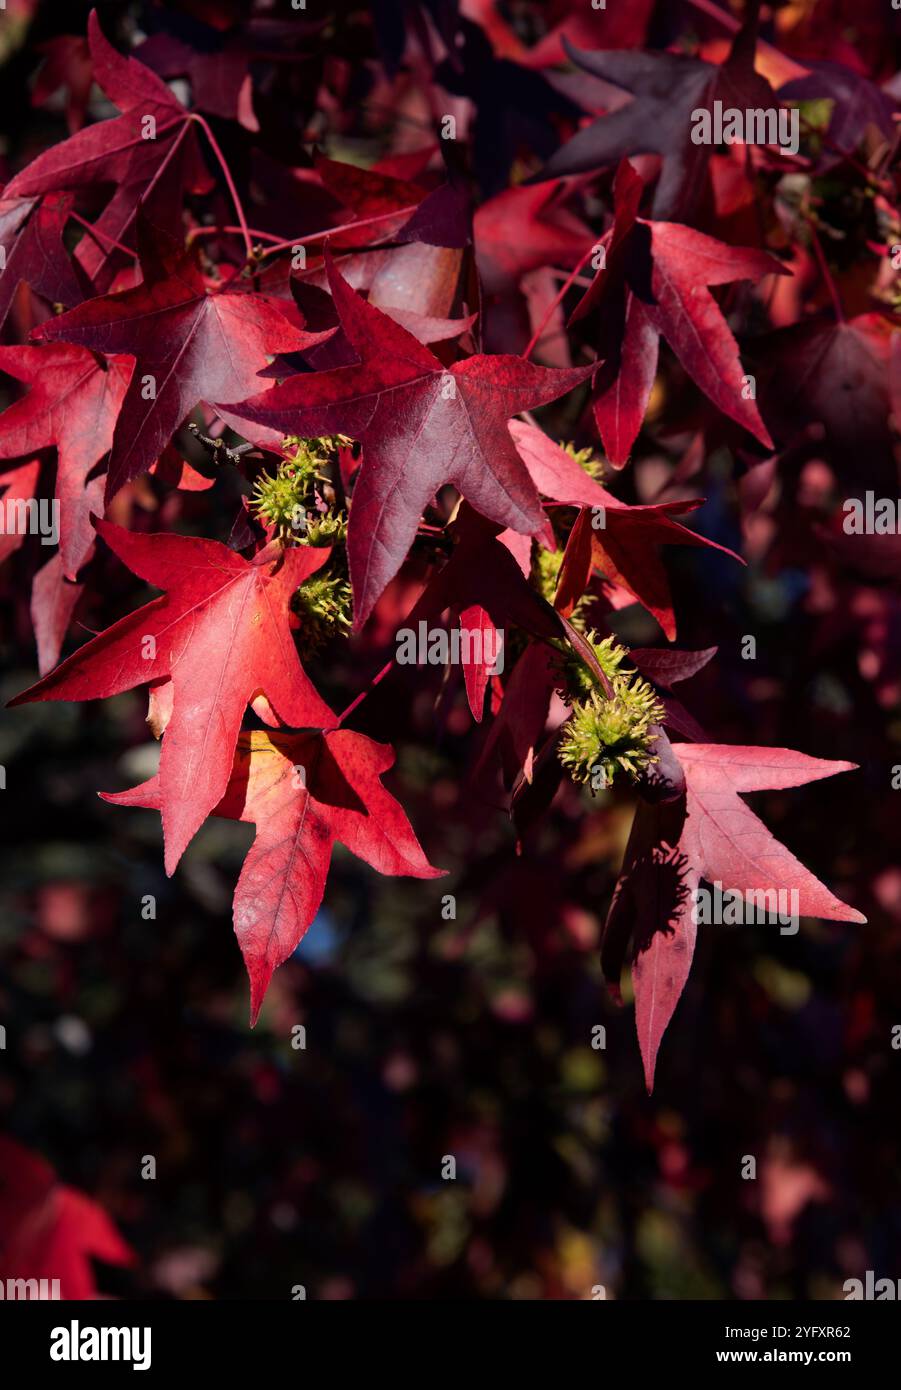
305;512;347;547
250;435;350;543
281;434;352;473
293;573;353;657
558;677;665;789
532;545;564;604
557;631;665;789
564;631;633;701
251;468;308;539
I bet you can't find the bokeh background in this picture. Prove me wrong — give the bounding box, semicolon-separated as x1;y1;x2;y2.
0;0;900;1301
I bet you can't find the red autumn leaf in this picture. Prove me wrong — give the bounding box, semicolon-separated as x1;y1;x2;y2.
0;343;132;578
294;240;463;329
403;504;564;721
32;35;94;134
288;242;471;350
32;217;313;501
604;745;866;1091
474;641;563;789
510;420;742;638
313;152;429;248
0;1137;133;1301
7;11;205;288
531;7;777;220
227;251;594;628
474;183;593;296
134;28;253;125
630;645;718;741
289;153;463;256
31;552;83;676
148;445;216;492
0;459;41;566
103;728;444;1022
630;645;718;687
9;520;336;875
570;161;786;465
0;193;86;330
458;602;498;720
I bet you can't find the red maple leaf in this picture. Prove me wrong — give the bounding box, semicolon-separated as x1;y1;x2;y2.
9;521;336;874
0;344;132;578
603;745;866;1091
312;152;431;249
0;459;41;567
104;728;445;1021
32;553;84;676
0;193;85;330
473;183;593;296
401;503;565;721
531;7;777;221
510;420;742;639
32;35;94;134
7;11;206;289
0;1137;133;1301
570;160;786;466
32;216;313;501
473;640;564;789
227;251;594;628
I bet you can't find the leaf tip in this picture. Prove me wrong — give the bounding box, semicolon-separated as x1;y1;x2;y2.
247;966;272;1027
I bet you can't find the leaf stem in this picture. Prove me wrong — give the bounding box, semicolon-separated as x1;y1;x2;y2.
258;206;420;260
190;113;253;261
337;660;395;726
142;119;191;214
522;244;597;361
187;224;285;247
70;212;137;260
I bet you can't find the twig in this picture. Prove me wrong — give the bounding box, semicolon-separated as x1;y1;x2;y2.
187;422;256;464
